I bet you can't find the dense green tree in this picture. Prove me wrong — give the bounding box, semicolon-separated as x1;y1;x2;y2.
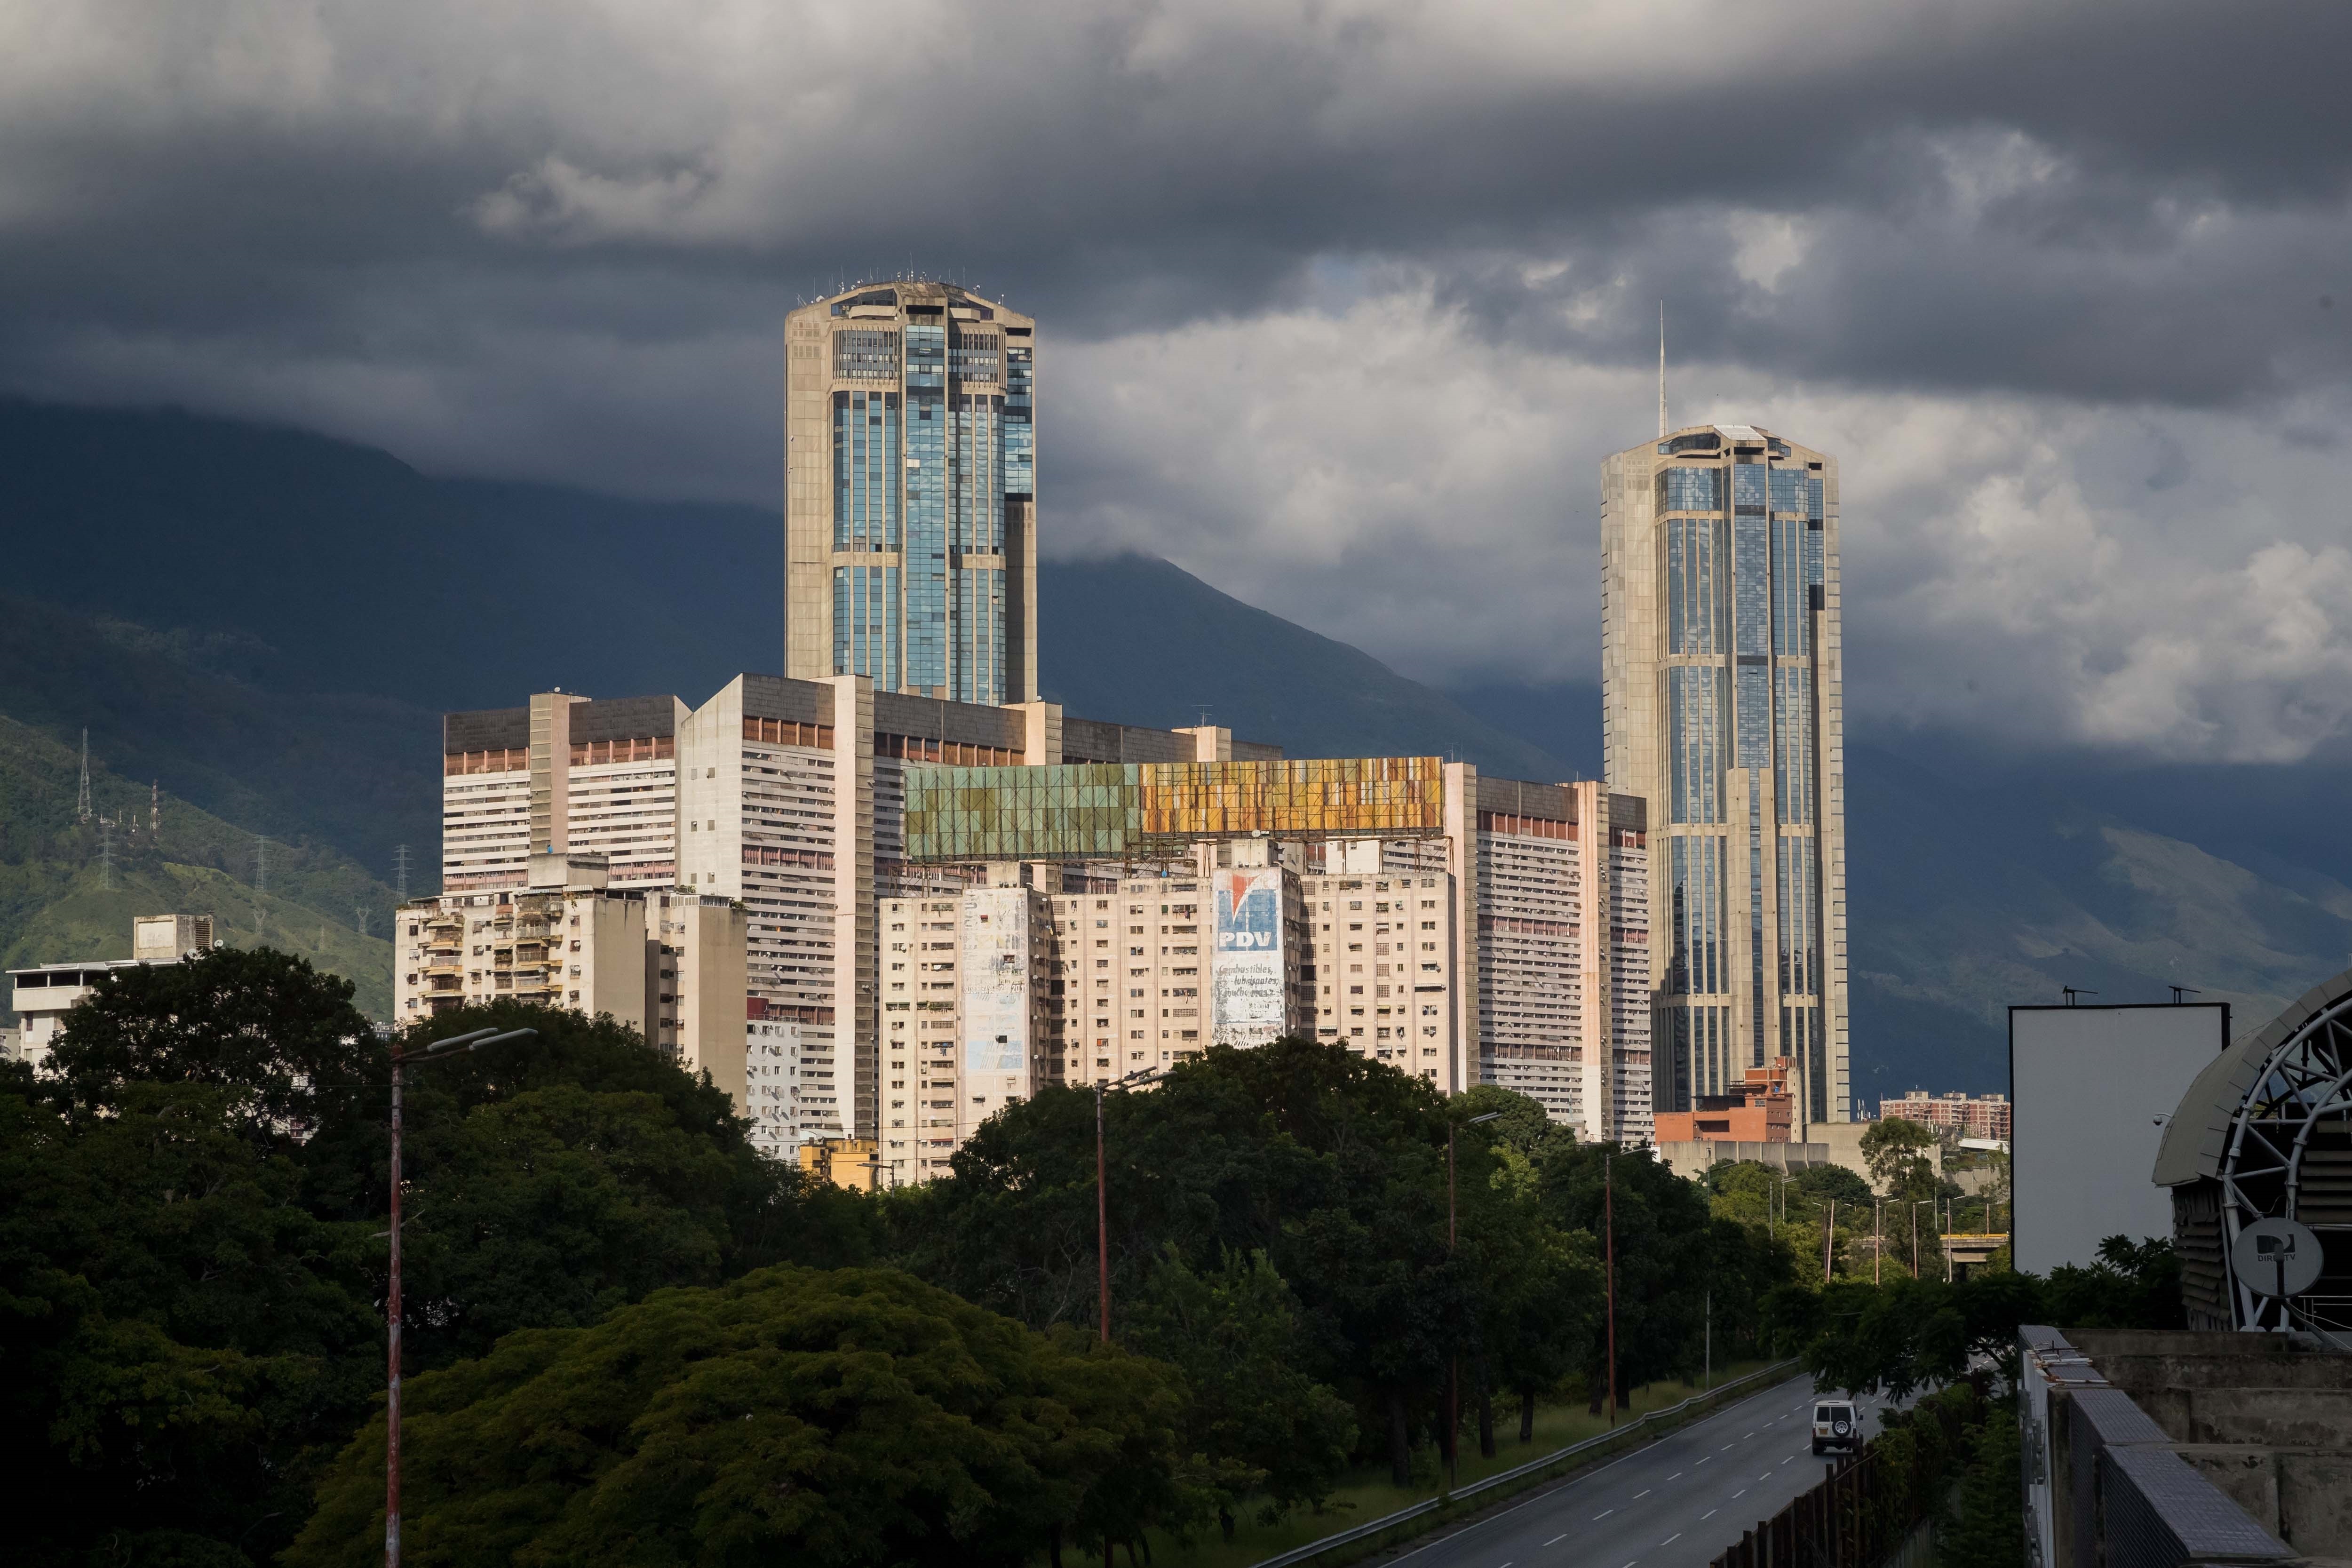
1799;1234;2183;1397
886;1040;1553;1489
285;1267;1191;1568
42;946;381;1142
1125;1247;1357;1536
6;965;882;1567
1537;1141;1711;1406
1861;1117;1939;1192
0;1072;377;1568
1940;1393;2026;1568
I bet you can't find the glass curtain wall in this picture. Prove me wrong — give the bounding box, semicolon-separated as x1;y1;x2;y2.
1656;446;1828;1115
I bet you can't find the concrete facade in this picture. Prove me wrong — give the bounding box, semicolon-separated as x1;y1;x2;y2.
391;854;755;1145
785;281;1038;706
2023;1327;2341;1568
1603;422;1849;1126
438;680;1659;1168
5;914;216;1070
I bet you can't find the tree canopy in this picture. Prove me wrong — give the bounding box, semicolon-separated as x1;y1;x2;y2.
286;1267;1190;1568
3;958;874;1568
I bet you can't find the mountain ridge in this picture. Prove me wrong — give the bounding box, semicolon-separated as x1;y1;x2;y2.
5;395;2347;1090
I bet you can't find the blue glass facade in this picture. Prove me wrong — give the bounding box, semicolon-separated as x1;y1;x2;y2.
1652;438;1831;1114
821;304;1022;705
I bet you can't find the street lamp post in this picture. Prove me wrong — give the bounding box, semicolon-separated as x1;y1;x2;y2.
1605;1151;1619;1427
1446;1110;1502;1489
386;1026;534;1568
1093;1066;1162;1345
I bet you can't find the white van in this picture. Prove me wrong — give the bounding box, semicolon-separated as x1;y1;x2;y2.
1812;1399;1860;1455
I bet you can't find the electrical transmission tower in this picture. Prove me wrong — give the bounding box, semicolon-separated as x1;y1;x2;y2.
254;836;268;939
394;844;412;901
77;730;92;822
99;817;114;891
150;781;160;835
355;905;369;941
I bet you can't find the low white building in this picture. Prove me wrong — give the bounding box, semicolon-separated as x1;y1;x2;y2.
5;915;216;1070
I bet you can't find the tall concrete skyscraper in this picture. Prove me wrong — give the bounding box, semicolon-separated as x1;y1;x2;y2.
1601;423;1850;1125
784;281;1038;705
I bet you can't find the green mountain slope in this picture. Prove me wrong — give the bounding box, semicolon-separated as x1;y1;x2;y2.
1038;554;1572;780
0;716;396;1018
4;394;2349;1095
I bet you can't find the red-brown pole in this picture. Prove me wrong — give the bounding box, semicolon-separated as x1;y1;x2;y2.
1605;1152;1617;1426
386;1058;403;1568
1096;1083;1111;1344
1447;1124;1459;1488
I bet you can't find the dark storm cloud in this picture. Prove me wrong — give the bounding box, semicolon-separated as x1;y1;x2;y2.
6;0;2348;403
3;0;2349;761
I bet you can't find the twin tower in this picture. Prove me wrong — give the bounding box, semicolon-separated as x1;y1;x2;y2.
782;282;1850;1122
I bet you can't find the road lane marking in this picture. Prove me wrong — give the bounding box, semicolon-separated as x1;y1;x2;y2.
1733;1489;1746;1498
1720;1443;1735;1451
1780;1456;1794;1465
1635;1489;1651;1498
1696;1457;1710;1465
1668;1472;1682;1480
1595;1509;1613;1519
1544;1536;1566;1547
1703;1510;1718;1520
1662;1534;1682;1546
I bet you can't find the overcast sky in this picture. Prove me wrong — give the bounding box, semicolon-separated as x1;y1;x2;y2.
5;0;2349;763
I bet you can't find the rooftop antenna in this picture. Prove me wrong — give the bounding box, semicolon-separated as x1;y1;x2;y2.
2169;985;2201;1003
1657;300;1669;439
77;729;92;822
2062;986;2098;1006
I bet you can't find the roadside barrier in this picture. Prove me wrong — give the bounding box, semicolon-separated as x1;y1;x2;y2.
1252;1359;1804;1568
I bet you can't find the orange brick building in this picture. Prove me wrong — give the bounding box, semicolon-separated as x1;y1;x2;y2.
1653;1056;1795;1145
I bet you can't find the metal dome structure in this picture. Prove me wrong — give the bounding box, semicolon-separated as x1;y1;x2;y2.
2155;967;2352;1334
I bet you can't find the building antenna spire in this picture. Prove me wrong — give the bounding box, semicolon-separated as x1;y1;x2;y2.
1657;300;1668;439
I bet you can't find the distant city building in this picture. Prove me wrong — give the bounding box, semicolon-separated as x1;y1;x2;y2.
1881;1089;2011;1143
391;852;760;1151
5;915;215;1070
784;281;1038;706
1653;1055;1796;1146
437;679;1656;1178
1602;422;1850;1126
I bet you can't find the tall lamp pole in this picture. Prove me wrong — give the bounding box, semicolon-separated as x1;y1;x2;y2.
1093;1066;1162;1345
386;1026;534;1568
1605;1151;1618;1427
1446;1110;1502;1489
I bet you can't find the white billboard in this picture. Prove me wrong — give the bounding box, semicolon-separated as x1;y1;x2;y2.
1213;868;1287;1047
2010;1002;2226;1274
960;888;1031;1076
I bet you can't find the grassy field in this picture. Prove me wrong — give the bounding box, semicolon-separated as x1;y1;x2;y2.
1138;1359;1783;1568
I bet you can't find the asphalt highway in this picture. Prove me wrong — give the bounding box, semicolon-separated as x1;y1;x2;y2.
1378;1375;1892;1568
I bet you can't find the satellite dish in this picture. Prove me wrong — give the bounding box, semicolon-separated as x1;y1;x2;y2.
2232;1217;2324;1298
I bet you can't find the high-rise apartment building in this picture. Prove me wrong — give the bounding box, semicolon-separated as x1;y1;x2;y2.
1473;780;1654;1143
1602;423;1849;1126
438;678;1656;1174
785;281;1038;706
